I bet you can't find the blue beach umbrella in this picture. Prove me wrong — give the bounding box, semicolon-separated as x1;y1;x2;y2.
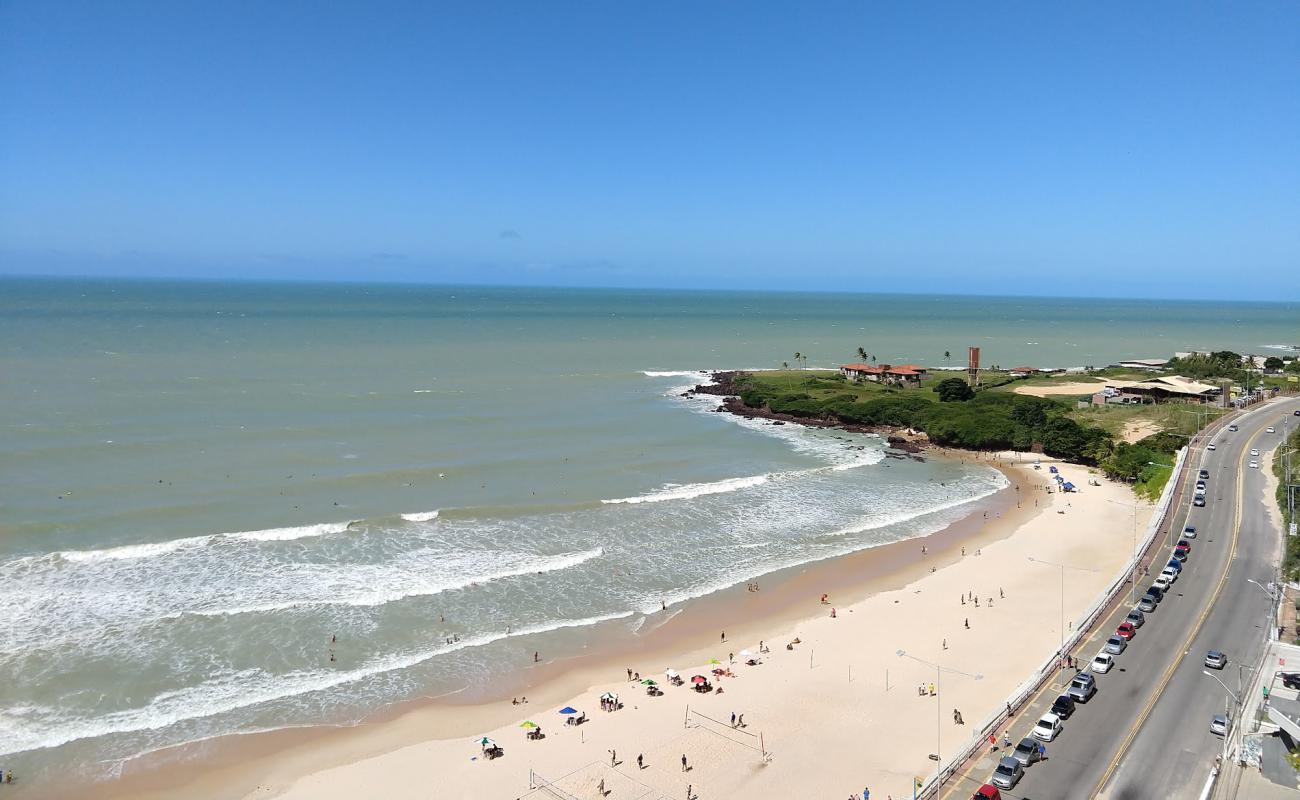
559;706;578;715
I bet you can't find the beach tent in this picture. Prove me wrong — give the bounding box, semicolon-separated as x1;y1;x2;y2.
665;668;679;679
1049;466;1059;474
558;707;577;715
600;692;618;702
1063;482;1076;492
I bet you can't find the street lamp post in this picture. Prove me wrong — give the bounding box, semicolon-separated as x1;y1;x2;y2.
1203;669;1244;768
896;649;983;784
1107;497;1141;604
1027;557;1099;659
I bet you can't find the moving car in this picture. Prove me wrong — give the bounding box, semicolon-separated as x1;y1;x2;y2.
1207;443;1217;451
1092;653;1115;673
1199;469;1211;479
1249;461;1259;469
1126;609;1145;628
991;756;1023;790
1032;713;1062;742
1104;635;1128;655
1251;448;1260;456
1012;737;1043;766
1229;424;1239;431
1205;650;1227;669
1294;410;1300;417
1117;621;1137;640
1183;525;1197;538
1194;496;1206;507
1050;693;1076;718
1210;714;1229;736
1067;672;1097;702
1267;427;1276;434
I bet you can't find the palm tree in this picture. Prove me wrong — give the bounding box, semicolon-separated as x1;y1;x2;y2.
857;347;869;364
782;361;789;370
793;352;803;370
944;350;951;368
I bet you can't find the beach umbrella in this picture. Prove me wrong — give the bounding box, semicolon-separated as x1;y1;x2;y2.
665;668;679;678
520;721;537;728
641;679;658;685
558;707;577;715
708;659;722;664
479;737;495;746
692;675;708;684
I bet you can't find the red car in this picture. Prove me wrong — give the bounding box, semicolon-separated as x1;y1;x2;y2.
1116;622;1136;640
972;785;1002;800
1177;539;1192;551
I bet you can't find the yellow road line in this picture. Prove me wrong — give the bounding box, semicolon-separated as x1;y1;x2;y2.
1089;423;1261;798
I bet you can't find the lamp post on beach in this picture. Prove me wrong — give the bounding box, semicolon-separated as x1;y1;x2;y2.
1026;557;1099;660
895;649;983;784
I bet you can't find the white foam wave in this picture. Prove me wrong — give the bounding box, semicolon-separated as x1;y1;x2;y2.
602;474;769;504
53;521;357;563
642;370;711;377
400;510;440;522
0;610;634;756
188;548;604;618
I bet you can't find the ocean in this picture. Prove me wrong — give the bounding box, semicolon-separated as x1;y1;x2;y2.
1;277;1296;788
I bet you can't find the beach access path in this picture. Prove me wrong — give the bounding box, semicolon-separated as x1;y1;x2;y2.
178;456;1149;800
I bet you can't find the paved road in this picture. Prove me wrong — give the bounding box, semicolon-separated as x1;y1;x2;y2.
938;397;1298;800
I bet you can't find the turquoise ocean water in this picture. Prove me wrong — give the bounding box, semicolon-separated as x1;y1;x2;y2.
1;277;1296;788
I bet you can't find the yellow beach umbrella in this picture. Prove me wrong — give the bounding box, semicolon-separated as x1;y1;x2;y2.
520;720;537;728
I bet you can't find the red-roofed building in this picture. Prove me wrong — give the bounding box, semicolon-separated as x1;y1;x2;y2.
839;363;928;387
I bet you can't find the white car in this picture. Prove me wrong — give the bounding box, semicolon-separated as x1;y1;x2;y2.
1154;574;1172;591
1267;427;1276;434
1032;712;1062;742
1160;567;1179;584
1092;653;1115;674
1207;443;1217;451
1249;461;1259;469
1251;448;1260;456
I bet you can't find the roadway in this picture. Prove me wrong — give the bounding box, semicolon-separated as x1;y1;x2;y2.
938;396;1299;800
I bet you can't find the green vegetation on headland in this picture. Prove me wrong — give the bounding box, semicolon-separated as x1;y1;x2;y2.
722;370;1190;490
1275;426;1300;581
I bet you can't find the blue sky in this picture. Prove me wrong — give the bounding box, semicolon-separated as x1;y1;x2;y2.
2;2;1297;299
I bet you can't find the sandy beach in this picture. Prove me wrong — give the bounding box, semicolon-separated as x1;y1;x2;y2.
81;453;1151;800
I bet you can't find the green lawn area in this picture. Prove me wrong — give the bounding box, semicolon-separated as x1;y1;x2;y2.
739;369;945;402
1067;402;1228;438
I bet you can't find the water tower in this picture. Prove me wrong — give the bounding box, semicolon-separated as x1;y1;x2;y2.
967;346;981;387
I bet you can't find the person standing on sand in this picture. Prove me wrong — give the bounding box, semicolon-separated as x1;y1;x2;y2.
627;668;633;680
534;651;540;662
686;784;692;799
637;753;644;769
609;749;617;766
731;711;736;727
721;630;726;642
682;754;688;771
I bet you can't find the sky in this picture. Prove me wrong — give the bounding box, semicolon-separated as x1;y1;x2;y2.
1;1;1298;299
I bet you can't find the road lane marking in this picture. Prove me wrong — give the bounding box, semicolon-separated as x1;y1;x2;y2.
1090;422;1263;798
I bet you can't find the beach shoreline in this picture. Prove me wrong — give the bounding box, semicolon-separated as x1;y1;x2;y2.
48;453;1046;800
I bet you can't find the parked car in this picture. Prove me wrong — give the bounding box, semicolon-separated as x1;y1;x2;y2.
1139;593;1158;612
1249;461;1259;469
1147;585;1165;602
1194;496;1206;507
1178;539;1192;552
1210;714;1229;736
1183;525;1197;538
971;785;1002;800
1116;622;1137;641
1199;469;1210;479
1068;672;1097;702
991;756;1023;790
1126;609;1145;628
1050;693;1076;718
1251;448;1260;456
1173;547;1188;562
1104;636;1127;655
1166;558;1183;574
1012;737;1043;766
1033;713;1062;742
1092;653;1115;673
1205;650;1227;669
1281;673;1300;689
1153;574;1172;591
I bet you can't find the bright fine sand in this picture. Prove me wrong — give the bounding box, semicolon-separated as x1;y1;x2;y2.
105;456;1151;800
1010;380;1109;397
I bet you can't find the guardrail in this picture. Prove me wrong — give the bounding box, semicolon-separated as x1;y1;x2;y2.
918;442;1195;798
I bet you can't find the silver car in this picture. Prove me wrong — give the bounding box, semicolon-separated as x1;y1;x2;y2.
1104;635;1127;655
1126;609;1145;628
1067;672;1097;702
1205;650;1227;669
991;756;1023;790
1012;737;1042;767
1210;714;1229;736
